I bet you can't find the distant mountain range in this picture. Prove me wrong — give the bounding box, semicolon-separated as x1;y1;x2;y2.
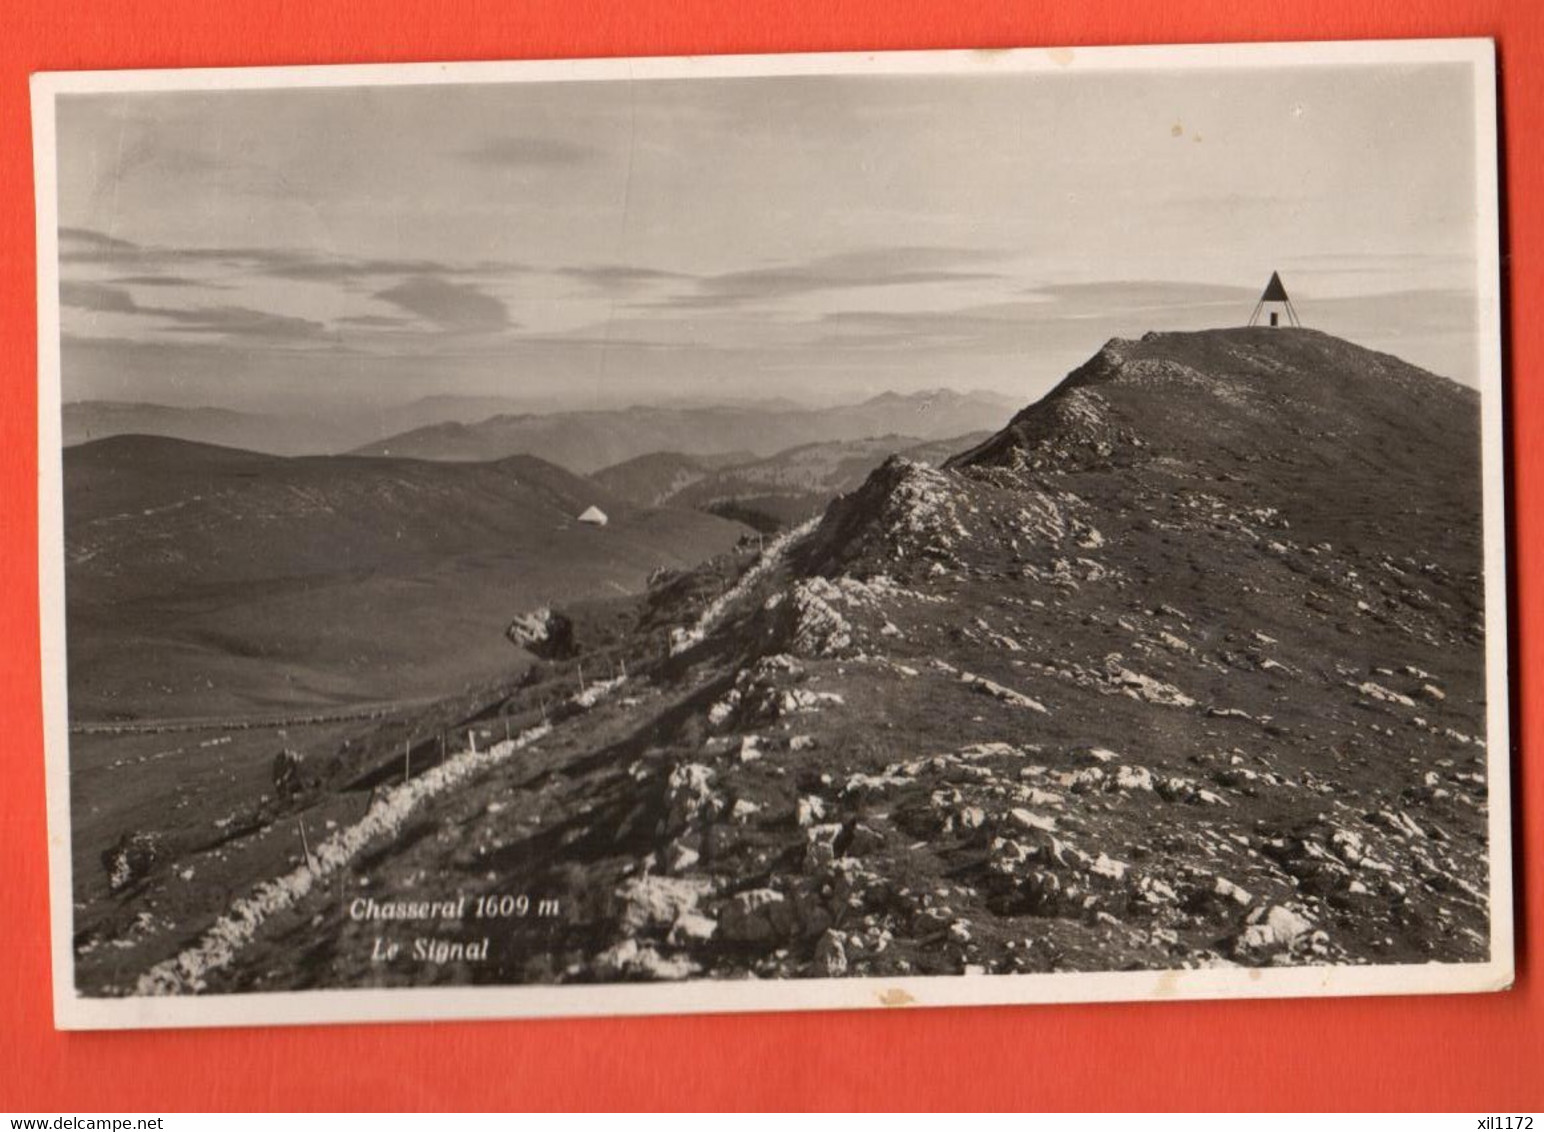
348;389;1020;473
62;395;544;458
62;389;1020;471
63;402;355;457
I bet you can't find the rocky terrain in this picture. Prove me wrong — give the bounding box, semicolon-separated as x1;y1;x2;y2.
77;328;1495;996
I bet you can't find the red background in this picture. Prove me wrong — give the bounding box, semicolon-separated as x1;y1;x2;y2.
2;0;1540;1112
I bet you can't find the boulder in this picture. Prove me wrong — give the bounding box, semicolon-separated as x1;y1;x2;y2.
101;830;162;893
668;911;718;946
796;795;827;827
594;938;699;980
664;764;718;833
612;875;713;933
718;888;799;943
804;823;845;868
1009;808;1058;833
664;839;701;874
505;607;576;660
1233;904;1315;959
812;929;849;976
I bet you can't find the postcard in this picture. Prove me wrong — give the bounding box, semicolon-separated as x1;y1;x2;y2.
32;38;1511;1029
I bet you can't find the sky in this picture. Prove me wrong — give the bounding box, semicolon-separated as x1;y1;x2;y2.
53;59;1485;416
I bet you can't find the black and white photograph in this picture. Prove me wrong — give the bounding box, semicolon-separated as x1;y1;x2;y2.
32;40;1511;1029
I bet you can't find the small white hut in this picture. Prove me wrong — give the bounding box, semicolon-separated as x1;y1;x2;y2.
577;505;609;527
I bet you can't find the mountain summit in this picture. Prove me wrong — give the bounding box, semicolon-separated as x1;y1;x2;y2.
799;327;1480;581
949;327;1473;479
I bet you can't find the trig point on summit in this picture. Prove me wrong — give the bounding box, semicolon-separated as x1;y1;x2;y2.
1248;271;1301;328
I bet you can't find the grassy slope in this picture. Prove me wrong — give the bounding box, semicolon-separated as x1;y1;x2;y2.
65;437;750;718
591;452;712;507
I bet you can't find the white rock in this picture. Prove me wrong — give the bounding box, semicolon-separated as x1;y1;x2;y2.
668;910;718;945
804;823;845;867
1115;765;1155;792
939;804;980;832
960;672;1048;713
613;875;713;932
595;938;699;980
796;795;827;827
708;691;740;727
1234;904;1314;957
1090;854;1129;881
1009;808;1057;833
1356;681;1417;708
665;840;701;873
813;929;848;976
1213;876;1253;906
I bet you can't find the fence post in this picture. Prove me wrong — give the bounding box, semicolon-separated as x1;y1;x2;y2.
298;817;318;873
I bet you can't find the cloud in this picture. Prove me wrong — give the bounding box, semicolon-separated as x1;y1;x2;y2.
260;254;465;282
155;305;329;339
109;273;229;289
60;276;326;341
636;246;1007;311
809;281;1481;369
59;227;140;262
57;227;281;272
55;226;527;285
458;136;598;169
1028;281;1258;310
556;264;693;290
812;281;1270;350
338;314;412;328
373;275;511;333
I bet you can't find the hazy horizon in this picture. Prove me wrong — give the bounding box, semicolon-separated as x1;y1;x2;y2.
54;60;1483;420
61;382;1023;417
